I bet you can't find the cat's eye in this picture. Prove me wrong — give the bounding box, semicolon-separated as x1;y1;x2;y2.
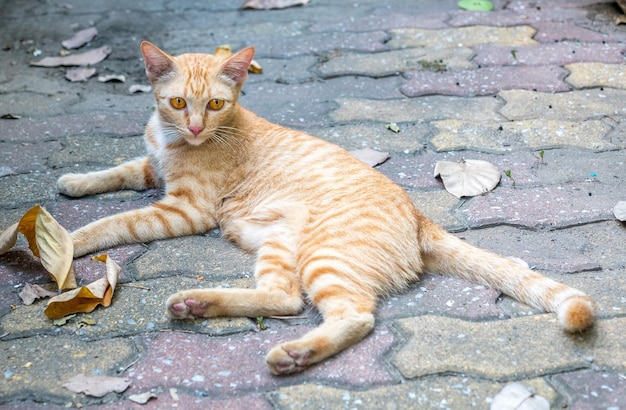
170;97;186;109
208;99;224;111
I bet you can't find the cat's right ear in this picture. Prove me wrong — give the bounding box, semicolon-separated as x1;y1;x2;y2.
141;41;175;83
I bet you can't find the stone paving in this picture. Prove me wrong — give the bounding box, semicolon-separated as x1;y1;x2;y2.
1;0;625;408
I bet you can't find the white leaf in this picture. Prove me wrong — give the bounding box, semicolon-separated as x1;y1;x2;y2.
434;159;501;198
62;27;98;49
63;374;131;397
614;201;626;221
128;392;157;404
490;382;550;410
349;148;389;167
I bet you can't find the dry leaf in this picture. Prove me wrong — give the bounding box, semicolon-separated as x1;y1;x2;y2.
614;201;626;221
30;45;112;67
18;283;57;305
241;0;309;9
14;206;76;290
63;374;131;397
98;74;126;83
434;159;501;198
213;45;263;74
349;147;390;167
0;223;18;254
0;113;21;119
490;382;549;410
62;27;98;49
129;84;152;94
65;67;96;82
128;392;158;404
44;254;121;319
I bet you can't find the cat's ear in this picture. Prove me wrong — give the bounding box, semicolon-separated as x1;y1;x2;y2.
219;46;255;85
141;41;176;82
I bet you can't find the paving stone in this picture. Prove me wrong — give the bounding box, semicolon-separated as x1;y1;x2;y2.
127;325;396;396
272;376;559;410
565;62;626;89
49;135;146;168
406;189;462;229
474;42;626;67
0;276;254;340
132;234;255;281
459;182;618;229
0;111;148;142
392;315;626;380
0;91;80;117
402;65;569;97
499;88;626;120
317;47;476;78
388;26;537;49
309;122;431;152
457;222;626;274
532;22;617;42
331;96;505;124
431;118;614;151
551;369;626;409
0;172;61;209
0;140;61;175
308;11;450;32
0;334;137;403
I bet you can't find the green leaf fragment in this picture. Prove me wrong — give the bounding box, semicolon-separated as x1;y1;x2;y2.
53;314;76;326
458;0;494;11
385;122;401;133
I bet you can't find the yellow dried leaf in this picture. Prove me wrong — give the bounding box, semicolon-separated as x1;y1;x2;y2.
44;254;121;319
16;206;42;257
249;59;263;74
0;222;18;254
214;44;232;57
35;207;76;290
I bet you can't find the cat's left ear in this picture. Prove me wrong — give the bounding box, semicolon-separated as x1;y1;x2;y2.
220;46;255;85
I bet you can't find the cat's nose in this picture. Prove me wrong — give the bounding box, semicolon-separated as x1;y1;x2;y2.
188;126;204;137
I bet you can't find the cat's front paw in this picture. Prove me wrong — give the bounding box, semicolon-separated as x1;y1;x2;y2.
57;173;89;197
166;291;210;319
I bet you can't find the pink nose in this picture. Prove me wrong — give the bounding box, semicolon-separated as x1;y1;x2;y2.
189;126;204;137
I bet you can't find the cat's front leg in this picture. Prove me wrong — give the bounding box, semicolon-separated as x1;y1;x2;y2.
71;197;216;257
58;157;161;197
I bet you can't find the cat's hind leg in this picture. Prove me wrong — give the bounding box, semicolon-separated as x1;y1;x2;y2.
58;157;161;197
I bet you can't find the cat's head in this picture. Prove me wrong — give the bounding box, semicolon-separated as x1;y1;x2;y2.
140;41;254;146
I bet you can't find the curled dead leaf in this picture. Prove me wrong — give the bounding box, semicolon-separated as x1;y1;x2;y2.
0;223;18;254
434;159;501;198
98;74;126;83
241;0;309;10
18;283;57;305
44;254;121;319
62;27;98;49
614;201;626;221
490;382;549;410
349;148;390;167
65;67;96;82
30;45;112;67
129;84;152;94
63;374;131;397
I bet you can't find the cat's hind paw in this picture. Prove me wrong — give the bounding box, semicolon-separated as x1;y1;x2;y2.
266;343;312;375
166;292;209;319
57;173;89;197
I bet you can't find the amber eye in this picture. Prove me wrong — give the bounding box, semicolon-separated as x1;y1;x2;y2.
170;97;186;109
208;99;224;111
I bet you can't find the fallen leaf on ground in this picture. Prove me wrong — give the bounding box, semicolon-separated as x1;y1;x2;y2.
62;27;98;49
98;74;125;83
241;0;309;9
434;159;501;198
44;254;121;319
63;374;131;397
385;122;401;133
128;392;158;404
213;44;263;74
349;148;390;167
8;205;77;290
129;84;152;94
458;0;494;11
30;45;112;67
614;201;626;221
18;283;57;305
490;382;549;410
53;314;76;326
65;67;96;82
0;113;21;119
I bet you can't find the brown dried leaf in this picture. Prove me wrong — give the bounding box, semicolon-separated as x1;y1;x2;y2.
18;283;57;305
44;254;121;319
434;159;501;198
65;67;96;82
349;147;390;167
30;45;112;67
241;0;309;10
34;207;76;290
63;374;131;397
0;223;18;254
62;27;98;49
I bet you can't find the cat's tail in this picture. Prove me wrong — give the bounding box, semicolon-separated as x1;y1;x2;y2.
419;223;595;332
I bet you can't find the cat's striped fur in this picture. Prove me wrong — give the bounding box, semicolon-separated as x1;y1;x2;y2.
58;42;595;375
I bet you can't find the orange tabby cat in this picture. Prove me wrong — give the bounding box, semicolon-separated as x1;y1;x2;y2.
58;41;595;375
